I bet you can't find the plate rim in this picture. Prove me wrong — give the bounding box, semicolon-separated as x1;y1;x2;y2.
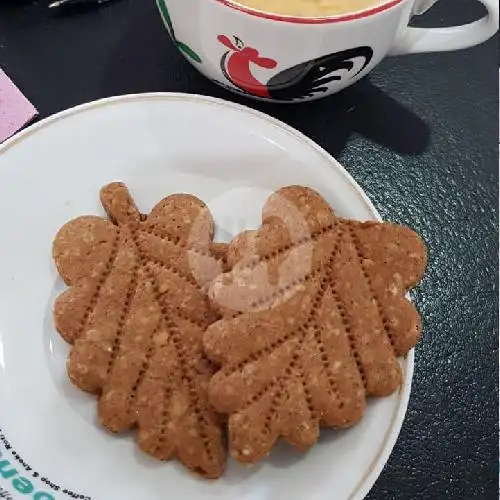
0;92;414;500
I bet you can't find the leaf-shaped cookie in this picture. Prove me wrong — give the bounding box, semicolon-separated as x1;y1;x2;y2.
53;182;228;478
204;186;427;463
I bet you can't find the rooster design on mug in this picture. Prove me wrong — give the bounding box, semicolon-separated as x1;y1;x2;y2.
217;34;374;100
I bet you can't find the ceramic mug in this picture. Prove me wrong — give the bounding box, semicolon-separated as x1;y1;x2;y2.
156;0;499;102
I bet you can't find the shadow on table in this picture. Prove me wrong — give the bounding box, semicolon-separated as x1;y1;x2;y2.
100;1;430;159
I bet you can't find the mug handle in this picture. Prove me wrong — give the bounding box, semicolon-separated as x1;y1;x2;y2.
389;0;499;55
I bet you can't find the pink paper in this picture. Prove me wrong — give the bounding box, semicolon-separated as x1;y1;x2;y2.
0;68;38;143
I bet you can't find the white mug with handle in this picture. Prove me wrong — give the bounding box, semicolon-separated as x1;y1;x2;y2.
156;0;499;102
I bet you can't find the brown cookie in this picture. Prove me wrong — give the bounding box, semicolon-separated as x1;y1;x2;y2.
53;182;227;478
204;185;427;464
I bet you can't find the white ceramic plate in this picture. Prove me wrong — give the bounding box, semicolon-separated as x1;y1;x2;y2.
0;93;412;500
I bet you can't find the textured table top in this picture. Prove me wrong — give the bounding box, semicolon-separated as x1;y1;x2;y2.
0;0;498;498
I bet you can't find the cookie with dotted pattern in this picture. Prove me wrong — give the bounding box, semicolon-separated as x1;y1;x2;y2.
204;185;427;464
53;182;228;478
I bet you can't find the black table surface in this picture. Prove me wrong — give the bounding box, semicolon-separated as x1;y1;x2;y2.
0;0;498;498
